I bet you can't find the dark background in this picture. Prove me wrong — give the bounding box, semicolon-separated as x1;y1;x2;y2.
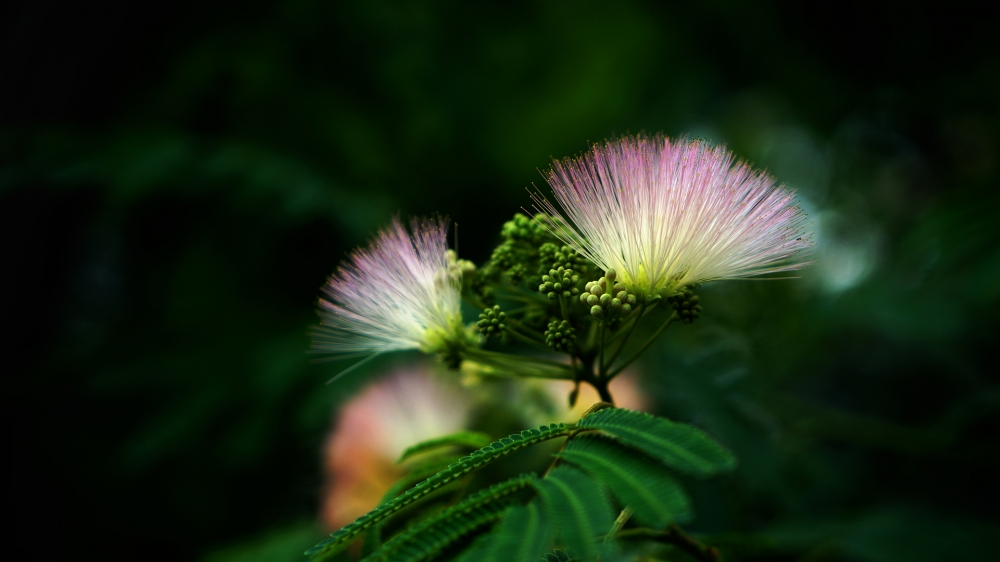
4;1;998;561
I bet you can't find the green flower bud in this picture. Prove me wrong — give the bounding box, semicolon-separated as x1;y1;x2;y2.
476;305;507;339
591;305;604;318
605;268;617;282
600;293;612;307
666;287;703;325
621;303;632;315
587;294;599;306
544;319;577;352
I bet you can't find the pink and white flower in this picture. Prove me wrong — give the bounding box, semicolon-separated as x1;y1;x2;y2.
532;135;812;297
321;366;470;530
315;217;466;359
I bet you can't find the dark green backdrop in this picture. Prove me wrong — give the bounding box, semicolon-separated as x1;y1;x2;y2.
4;1;998;560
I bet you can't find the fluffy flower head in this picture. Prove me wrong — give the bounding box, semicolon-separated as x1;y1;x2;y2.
315;216;466;358
532;134;812;297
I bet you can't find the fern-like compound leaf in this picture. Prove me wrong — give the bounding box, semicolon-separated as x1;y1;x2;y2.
577;408;735;477
363;474;535;562
305;423;574;559
558;435;692;528
533;465;613;559
362;452;466;555
396;431;494;464
458;502;553;562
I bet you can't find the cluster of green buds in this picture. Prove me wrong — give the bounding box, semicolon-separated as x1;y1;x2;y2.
471;214;565;307
539;266;581;300
476;305;506;338
579;269;637;320
538;243;590;276
666;288;702;324
544;320;576;352
501;213;550;244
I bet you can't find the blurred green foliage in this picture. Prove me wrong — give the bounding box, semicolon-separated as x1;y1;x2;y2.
4;1;998;560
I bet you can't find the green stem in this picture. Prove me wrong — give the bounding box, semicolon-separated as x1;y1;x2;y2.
604;311;640;345
604;507;634;542
584;318;599;353
466;347;569;368
494;286;551;305
598;321;607;378
616;526;720;561
503;327;551;352
462;348;573;379
603;302;648;372
502;316;545;339
463;359;571;381
606;311;676;378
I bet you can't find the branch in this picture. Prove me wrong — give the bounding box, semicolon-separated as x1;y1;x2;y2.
617;525;721;562
606;311;676;378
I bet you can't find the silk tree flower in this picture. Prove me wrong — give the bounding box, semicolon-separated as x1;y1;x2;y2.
314;216;470;367
321;366;470;530
532;134;812;298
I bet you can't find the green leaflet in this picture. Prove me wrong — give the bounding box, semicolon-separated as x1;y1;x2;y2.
362;452;466;555
305;423;574;559
577;408;736;477
363;474;536;562
459;502;553;562
396;431;494;464
385;451;466;501
533;466;613;559
559;435;692;527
